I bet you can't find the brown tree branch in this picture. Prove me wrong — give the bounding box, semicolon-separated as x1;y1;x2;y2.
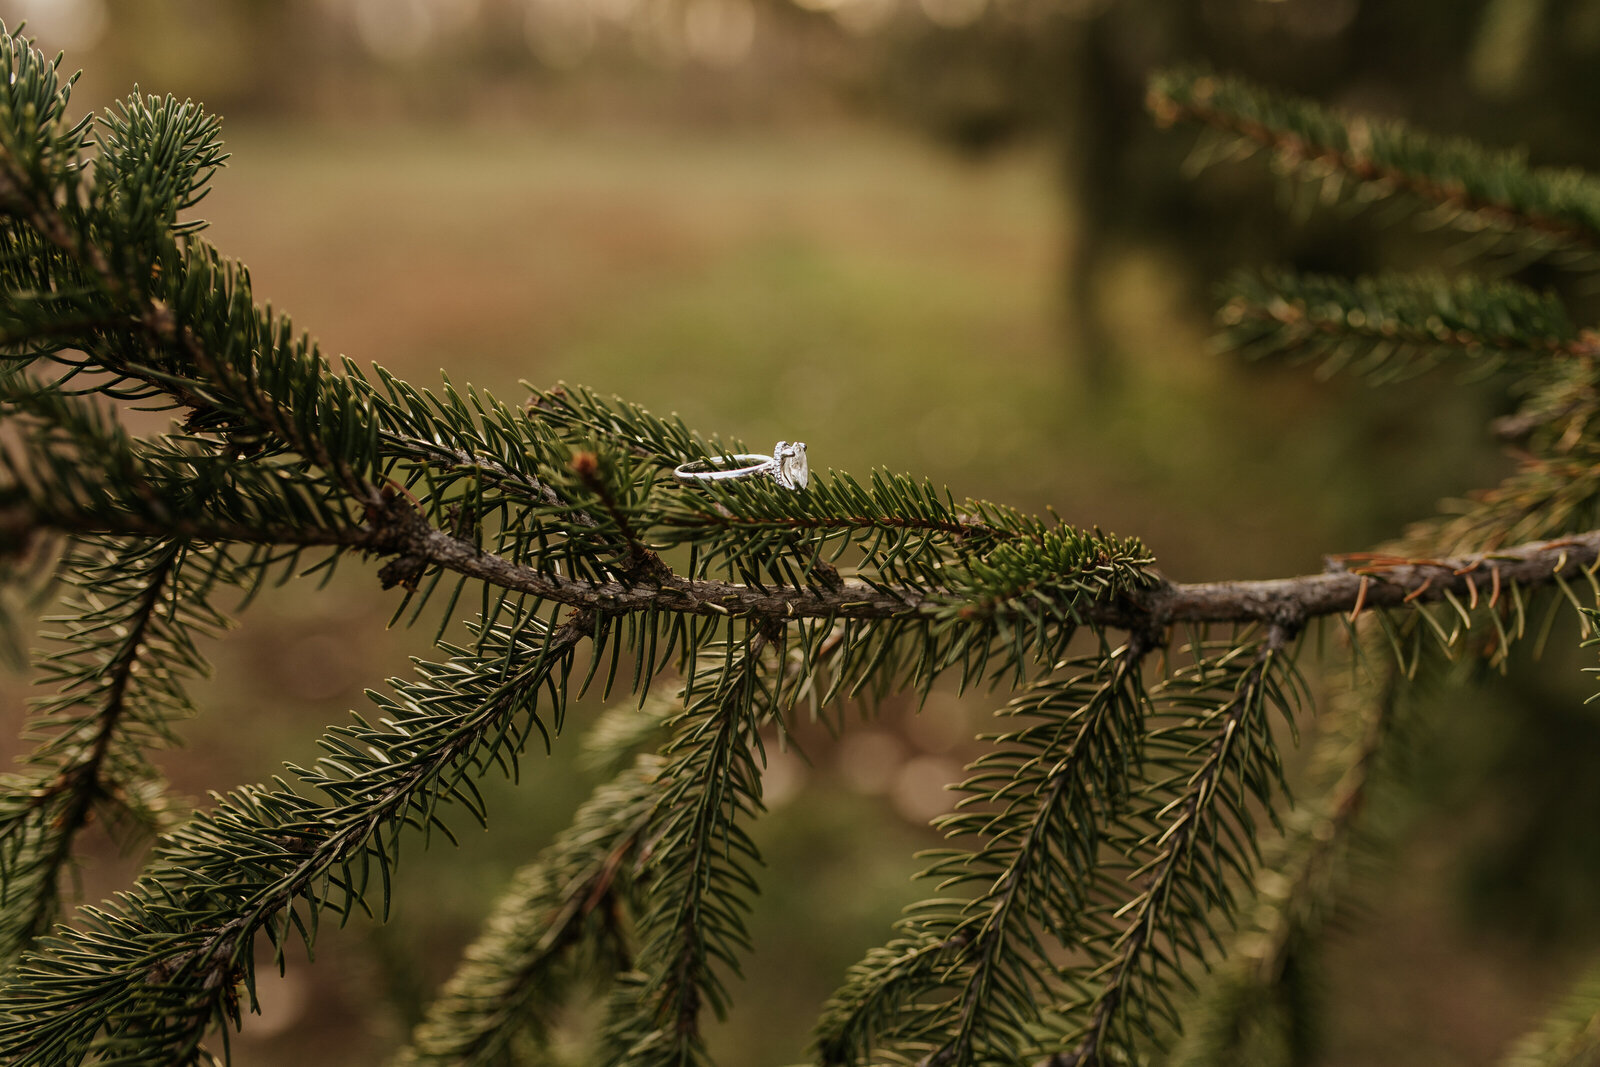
19;493;1600;635
378;508;1600;631
1126;530;1600;629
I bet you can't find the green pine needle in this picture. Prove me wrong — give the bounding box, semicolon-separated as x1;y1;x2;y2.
1150;67;1600;269
1217;269;1591;383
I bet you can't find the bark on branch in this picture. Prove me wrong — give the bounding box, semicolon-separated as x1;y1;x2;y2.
21;494;1600;635
1125;530;1600;629
369;501;1600;631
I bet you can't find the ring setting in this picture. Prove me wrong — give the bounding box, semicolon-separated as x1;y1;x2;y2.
674;441;809;491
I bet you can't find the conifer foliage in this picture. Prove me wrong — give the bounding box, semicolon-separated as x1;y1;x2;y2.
3;28;1600;1066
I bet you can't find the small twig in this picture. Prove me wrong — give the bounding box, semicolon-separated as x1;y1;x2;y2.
569;450;672;585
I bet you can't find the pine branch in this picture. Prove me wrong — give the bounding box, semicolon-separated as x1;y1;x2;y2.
0;611;591;1065
1217;269;1594;382
13;401;1600;640
1132;529;1600;630
8;355;1598;670
813;939;961;1067
567;448;674;584
604;626;780;1067
822;636;1311;1067
1049;631;1298;1066
0;29;88;173
4;302;1586;642
96;93;227;238
1167;668;1404;1067
0;77;381;500
930;646;1152;1067
1149;68;1600;264
1404;450;1600;556
580;693;676;776
372;405;583;524
0;370;368;556
529;385;1045;600
362;497;1600;659
0;35;96;281
816;640;1155;1067
1491;620;1600;1066
393;756;663;1067
0;538;186;959
1497;622;1600;1065
1498;960;1600;1067
12;62;1588;663
244;470;1600;642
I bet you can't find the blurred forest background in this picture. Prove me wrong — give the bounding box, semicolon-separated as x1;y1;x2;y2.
6;0;1600;1063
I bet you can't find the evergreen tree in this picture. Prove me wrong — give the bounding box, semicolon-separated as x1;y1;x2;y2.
2;27;1600;1067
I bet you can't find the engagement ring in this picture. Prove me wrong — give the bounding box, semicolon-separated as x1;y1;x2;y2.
674;441;809;490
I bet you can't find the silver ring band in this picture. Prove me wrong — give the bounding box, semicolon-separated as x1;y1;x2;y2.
673;454;776;481
674;441;809;490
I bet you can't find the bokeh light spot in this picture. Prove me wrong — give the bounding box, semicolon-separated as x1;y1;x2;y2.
890;755;961;824
918;0;985;29
525;0;598;69
837;729;905;794
354;0;434;60
11;0;108;51
684;0;756;67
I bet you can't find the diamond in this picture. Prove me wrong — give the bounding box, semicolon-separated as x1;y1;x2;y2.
773;441;808;490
